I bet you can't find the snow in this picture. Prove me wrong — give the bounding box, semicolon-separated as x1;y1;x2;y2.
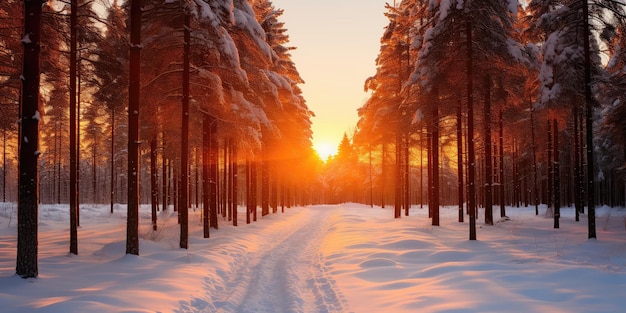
1;202;625;312
438;0;452;22
21;33;31;44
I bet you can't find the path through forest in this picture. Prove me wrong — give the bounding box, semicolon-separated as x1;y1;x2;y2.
175;206;349;313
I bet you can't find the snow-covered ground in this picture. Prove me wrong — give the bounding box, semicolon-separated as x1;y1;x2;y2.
0;201;625;312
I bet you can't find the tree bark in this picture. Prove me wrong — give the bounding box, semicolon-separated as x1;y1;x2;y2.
17;0;45;278
483;75;493;226
553;119;560;228
126;0;141;256
582;0;596;238
209;117;218;229
69;0;78;256
110;106;115;213
251;160;258;221
395;131;402;218
547;120;553;215
404;133;410;216
457;97;464;222
150;138;157;231
261;146;269;216
499;107;505;217
162;136;167;211
179;10;190;250
246;159;251;224
530;99;539;215
231;141;238;226
431;101;439;226
466;16;477;240
202;115;210;238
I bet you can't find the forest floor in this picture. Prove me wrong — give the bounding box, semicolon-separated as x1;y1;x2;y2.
1;202;626;312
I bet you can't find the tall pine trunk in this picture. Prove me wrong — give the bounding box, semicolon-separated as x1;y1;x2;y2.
162;136;167;211
231;141;238;226
466;16;477;240
404;133;410;216
499;107;505;217
2;129;6;202
209;117;218;229
483;75;493;225
582;0;596;238
202;115;210;238
530;99;539;215
178;9;191;249
394;131;402;218
150;137;157;231
381;142;386;208
126;0;141;256
261;146;269;216
431;102;440;226
457;97;464;222
251;160;258;221
553;120;560;228
69;0;78;256
547;120;553;215
246;159;252;224
574;106;582;221
17;0;45;278
227;139;232;221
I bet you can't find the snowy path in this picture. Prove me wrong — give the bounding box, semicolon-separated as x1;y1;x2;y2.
175;206;349;313
2;203;626;312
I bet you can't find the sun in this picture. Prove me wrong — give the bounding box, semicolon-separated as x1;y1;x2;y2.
313;142;337;161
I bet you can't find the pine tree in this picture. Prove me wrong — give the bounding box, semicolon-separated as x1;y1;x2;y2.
17;0;46;279
126;0;141;256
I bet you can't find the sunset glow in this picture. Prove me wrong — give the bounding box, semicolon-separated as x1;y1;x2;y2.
314;142;337;161
272;0;388;152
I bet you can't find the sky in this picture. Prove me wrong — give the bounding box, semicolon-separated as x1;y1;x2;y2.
269;0;390;159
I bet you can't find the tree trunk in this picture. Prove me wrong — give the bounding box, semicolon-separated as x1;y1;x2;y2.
574;106;582;221
150;138;157;231
209;117;218;229
246;159;251;224
222;140;227;218
17;0;45;278
2;128;6;202
530;99;539;215
395;131;402;218
126;0;141;256
582;0;596;238
369;144;373;208
271;162;278;214
457;97;464;222
554;119;560;228
251;160;258;221
404;133;410;216
499;107;505;217
110;106;115;213
226;139;232;221
202;114;210;238
92;144;97;204
483;75;493;226
178;9;189;250
195;148;199;209
69;0;78;255
466;16;477;240
162;137;167;211
547;120;553;215
231;141;238;226
261;147;270;216
381;142;386;208
431;101;440;226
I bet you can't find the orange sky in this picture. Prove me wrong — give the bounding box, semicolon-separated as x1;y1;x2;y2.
270;1;389;158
